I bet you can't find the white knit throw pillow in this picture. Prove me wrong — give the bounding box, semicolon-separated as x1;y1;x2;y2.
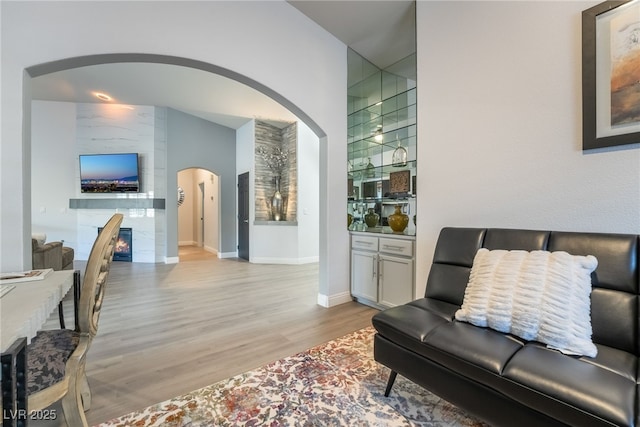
32;232;47;246
455;249;598;357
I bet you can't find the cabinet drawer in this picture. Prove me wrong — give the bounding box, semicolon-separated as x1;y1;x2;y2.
379;238;413;257
351;235;378;251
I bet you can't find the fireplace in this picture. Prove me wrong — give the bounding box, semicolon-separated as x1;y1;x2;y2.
98;227;132;262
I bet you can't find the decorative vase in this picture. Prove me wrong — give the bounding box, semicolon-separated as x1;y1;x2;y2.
388;205;409;233
365;155;376;179
364;208;379;228
392;134;407;167
271;176;284;221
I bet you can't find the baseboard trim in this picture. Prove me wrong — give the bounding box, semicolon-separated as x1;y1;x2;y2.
165;256;179;264
204;245;218;255
251;256;319;265
218;251;237;259
317;291;353;308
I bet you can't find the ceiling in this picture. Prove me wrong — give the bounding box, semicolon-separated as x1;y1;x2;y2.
288;0;415;71
30;1;416;130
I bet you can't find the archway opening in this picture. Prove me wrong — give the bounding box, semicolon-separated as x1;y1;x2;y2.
177;168;220;262
27;54;324;289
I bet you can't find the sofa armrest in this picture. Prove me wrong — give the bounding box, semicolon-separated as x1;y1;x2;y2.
32;240;63;270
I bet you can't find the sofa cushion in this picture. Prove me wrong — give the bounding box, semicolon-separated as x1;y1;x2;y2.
32;240;63;271
372;304;447;357
422;321;525;389
483;228;549;251
548;232;639;355
424;228;485;307
501;343;636;426
61;246;74;269
455;248;598;357
407;297;458;321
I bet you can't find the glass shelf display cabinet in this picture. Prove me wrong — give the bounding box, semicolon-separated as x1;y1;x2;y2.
347;53;417;235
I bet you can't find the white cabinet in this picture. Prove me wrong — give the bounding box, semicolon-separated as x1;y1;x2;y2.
379;254;414;307
350;233;415;309
351;250;378;302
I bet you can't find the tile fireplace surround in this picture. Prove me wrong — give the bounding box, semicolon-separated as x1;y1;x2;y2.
75;209;165;263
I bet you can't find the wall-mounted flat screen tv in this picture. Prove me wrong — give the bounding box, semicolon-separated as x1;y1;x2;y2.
79;153;140;193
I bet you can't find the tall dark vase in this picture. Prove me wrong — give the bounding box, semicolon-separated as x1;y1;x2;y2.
271;176;284;221
365;208;379;228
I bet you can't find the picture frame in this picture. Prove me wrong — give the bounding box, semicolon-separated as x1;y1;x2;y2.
582;0;640;150
389;170;410;194
362;181;377;199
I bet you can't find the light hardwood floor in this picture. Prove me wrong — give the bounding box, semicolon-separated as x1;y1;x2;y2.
36;247;378;426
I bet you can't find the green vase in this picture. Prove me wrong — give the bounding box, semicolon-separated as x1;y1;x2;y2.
364;208;379;228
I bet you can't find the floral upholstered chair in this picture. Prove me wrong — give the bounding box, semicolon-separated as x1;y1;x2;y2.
26;213;123;427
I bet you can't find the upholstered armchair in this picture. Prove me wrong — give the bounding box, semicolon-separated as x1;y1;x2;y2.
32;236;74;271
32;235;76;329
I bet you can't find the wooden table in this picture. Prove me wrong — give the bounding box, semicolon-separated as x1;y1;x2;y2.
1;269;77;426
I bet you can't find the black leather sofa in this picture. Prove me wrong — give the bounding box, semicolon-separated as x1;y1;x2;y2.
372;227;640;427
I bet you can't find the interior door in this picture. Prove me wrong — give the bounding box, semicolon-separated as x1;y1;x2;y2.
238;172;250;260
198;181;205;247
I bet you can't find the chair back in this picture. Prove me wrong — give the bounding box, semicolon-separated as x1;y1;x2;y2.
77;214;123;338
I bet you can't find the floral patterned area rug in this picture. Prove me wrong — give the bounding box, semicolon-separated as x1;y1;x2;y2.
96;327;488;427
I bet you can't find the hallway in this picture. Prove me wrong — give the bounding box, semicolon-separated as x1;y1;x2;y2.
178;244;218;262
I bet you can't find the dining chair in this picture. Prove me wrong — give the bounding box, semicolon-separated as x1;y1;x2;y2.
26;213;123;426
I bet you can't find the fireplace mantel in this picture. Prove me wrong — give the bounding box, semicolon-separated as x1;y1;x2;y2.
69;199;165;210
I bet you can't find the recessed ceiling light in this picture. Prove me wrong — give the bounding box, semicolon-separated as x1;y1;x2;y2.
94;92;112;101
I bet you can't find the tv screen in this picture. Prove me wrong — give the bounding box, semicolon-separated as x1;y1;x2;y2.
79;153;140;193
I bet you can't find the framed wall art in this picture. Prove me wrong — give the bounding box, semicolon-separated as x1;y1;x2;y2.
389;170;410;194
582;0;640;150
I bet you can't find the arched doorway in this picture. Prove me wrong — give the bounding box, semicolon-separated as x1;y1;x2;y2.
177;168;221;261
27;54;324;263
20;51;342;306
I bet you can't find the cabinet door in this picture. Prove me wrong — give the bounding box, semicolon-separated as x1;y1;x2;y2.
351;250;378;302
378;254;413;307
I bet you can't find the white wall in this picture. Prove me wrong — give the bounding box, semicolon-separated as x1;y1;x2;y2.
177;170;195;245
297;121;320;261
31;101;78;248
415;1;640;297
238;119;320;264
2;1;348;306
